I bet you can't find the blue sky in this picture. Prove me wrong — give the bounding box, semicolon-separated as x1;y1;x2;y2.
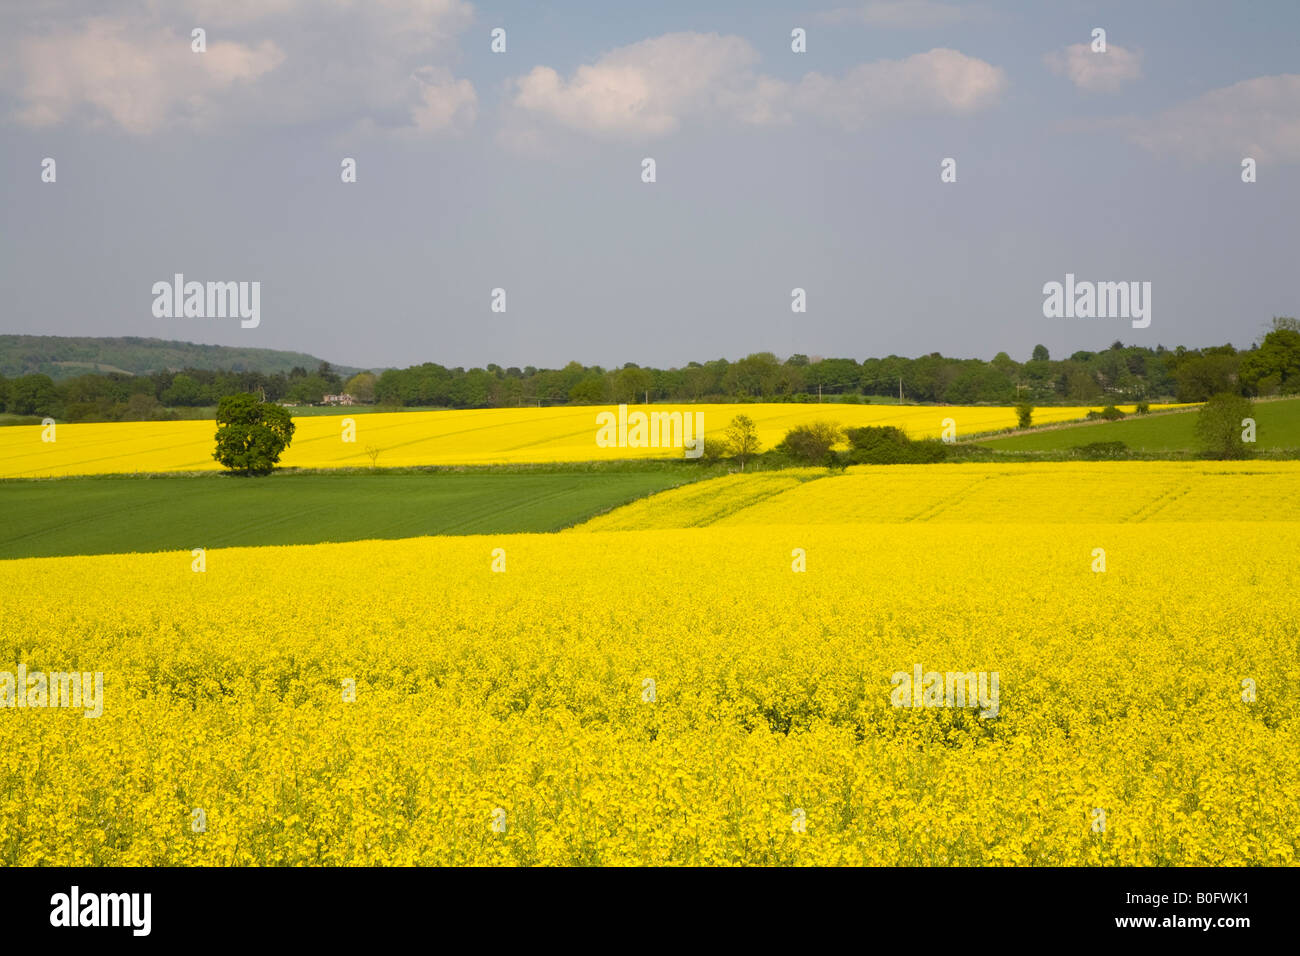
1;0;1297;370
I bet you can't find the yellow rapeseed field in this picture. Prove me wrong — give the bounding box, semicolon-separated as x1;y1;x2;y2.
574;462;1300;529
0;403;1180;478
2;463;1297;865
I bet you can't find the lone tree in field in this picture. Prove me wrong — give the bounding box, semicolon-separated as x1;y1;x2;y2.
1194;392;1254;460
1015;402;1034;429
724;414;762;471
213;393;296;476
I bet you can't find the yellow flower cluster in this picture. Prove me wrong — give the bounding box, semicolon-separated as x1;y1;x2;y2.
3;467;1296;865
0;403;1181;478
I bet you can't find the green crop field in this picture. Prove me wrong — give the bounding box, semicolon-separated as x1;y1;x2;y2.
0;467;714;560
976;398;1300;452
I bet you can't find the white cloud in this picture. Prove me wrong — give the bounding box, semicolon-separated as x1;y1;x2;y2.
14;18;283;133
508;33;762;139
1129;74;1300;164
792;48;1007;130
819;1;985;28
408;68;478;133
3;0;476;135
1044;42;1141;93
503;33;1006;143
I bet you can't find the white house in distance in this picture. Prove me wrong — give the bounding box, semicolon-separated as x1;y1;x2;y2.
321;393;357;406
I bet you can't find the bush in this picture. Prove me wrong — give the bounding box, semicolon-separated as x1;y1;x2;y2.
699;437;730;462
1135;401;1150;415
845;426;948;464
776;421;844;465
1015;402;1033;429
1073;441;1129;460
1194;393;1255;460
1086;405;1126;421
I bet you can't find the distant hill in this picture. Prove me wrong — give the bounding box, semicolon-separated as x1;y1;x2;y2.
0;335;362;380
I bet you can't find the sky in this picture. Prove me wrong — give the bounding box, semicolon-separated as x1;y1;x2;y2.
1;0;1297;371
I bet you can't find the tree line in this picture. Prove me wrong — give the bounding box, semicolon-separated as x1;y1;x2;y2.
3;321;1297;423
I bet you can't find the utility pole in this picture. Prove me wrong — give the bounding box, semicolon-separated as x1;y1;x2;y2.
818;383;822;403
899;377;903;404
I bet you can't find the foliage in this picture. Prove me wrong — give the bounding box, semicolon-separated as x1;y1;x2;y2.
6;333;1285;422
1072;441;1129;460
1194;393;1255;460
724;415;762;471
213;393;296;476
776;421;843;465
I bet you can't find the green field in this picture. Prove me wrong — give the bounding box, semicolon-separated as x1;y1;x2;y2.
976;398;1300;452
0;467;714;559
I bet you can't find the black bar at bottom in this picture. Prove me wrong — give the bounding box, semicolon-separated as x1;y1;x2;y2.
0;865;1286;942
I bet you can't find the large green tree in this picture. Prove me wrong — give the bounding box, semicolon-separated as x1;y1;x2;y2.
213;393;296;476
1239;328;1300;396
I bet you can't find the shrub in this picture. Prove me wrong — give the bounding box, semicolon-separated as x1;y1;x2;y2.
1073;441;1129;460
1015;402;1033;429
1194;393;1255;460
776;421;844;465
699;437;730;462
845;426;948;464
1135;401;1150;415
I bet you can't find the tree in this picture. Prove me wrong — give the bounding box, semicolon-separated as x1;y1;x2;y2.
1064;368;1103;402
1194;392;1254;460
1031;344;1050;362
213;393;295;476
568;375;609;405
613;365;652;403
724;414;762;471
125;393;168;421
1239;329;1300;396
1015;402;1033;429
344;372;377;403
286;375;329;405
161;373;205;406
723;352;781;398
1171;347;1239;402
776;421;843;465
9;374;60;416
